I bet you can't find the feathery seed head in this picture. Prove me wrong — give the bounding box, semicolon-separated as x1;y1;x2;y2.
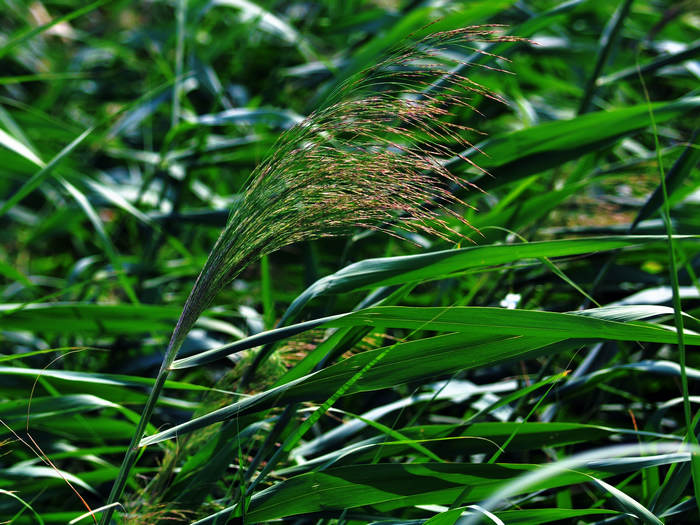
171;25;520;344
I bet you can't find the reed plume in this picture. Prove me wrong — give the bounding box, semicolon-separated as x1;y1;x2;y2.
101;25;519;524
175;25;518;342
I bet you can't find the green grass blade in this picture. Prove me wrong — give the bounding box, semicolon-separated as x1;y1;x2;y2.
0;126;95;219
632;128;700;229
280;236;697;325
0;488;45;525
60;179;139;304
462;97;700;191
284;421;644;474
598;39;700;87
141;337;575;445
171;314;344;369
207;458;671;523
0;302;181;335
639;61;699;517
0;128;44;167
462;443;697;525
145;299;699;444
589;475;663;525
578;0;634;114
331;305;700;345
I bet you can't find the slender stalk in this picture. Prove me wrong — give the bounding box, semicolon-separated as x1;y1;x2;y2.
638;53;700;520
99;327;187;525
171;0;186;129
638;66;691;437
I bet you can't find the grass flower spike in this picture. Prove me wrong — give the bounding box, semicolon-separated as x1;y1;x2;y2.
174;25;518;344
102;25;519;523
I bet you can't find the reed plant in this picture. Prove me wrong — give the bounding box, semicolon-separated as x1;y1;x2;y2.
102;25;521;523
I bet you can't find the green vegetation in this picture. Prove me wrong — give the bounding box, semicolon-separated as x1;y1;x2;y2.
1;0;699;524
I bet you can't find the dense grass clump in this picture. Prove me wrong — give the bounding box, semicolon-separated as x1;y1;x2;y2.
0;1;699;524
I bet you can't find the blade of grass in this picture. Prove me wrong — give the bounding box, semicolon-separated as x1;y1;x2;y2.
314;407;447;466
632;128;700;229
598;39;700;86
171;0;186;129
0;0;113;60
60;179;139;304
278;235;695;327
0;126;94;219
173;301;700;371
588;475;663;525
0;128;44;166
194;454;684;524
0;488;45;525
284;421;637;476
578;0;634;114
244;235;681;381
638;58;700;517
463;443;698;525
487;372;567;464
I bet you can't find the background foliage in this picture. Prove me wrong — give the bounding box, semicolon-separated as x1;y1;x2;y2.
1;0;699;523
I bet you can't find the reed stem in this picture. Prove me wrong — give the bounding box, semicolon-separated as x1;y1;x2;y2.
99;327;187;524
